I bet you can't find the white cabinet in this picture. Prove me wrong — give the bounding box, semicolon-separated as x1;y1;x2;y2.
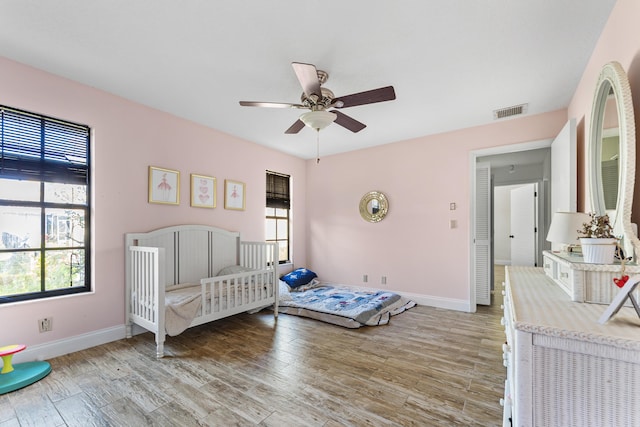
542;250;640;305
503;266;640;427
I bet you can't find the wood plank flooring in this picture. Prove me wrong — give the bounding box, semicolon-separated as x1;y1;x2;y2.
0;274;506;426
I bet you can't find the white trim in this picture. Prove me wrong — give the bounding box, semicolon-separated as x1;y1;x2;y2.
12;325;125;364
398;292;471;313
471;138;552;157
469;138;553;313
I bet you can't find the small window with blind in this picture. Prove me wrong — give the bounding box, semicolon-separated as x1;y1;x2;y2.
266;171;290;264
0;105;91;303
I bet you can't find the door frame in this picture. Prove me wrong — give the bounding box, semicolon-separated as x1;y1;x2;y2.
469;138;551;312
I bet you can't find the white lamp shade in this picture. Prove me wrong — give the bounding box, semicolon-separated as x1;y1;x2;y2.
300;110;337;130
546;211;591;244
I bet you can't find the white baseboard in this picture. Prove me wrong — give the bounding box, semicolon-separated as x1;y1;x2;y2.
495;259;511;265
398;291;471;312
14;325;127;364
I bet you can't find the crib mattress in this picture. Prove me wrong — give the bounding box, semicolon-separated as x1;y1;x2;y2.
279;282;415;328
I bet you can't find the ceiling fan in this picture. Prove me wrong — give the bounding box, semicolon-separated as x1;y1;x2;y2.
239;62;396;134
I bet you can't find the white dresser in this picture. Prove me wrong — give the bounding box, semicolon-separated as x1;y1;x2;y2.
542;250;640;305
502;266;640;427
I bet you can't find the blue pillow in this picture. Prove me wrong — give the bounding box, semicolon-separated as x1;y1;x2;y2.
281;268;317;288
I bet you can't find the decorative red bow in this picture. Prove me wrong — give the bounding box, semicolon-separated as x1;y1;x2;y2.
614;275;630;288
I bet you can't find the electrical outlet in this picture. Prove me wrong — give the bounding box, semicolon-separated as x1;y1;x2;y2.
381;276;387;284
363;274;368;283
38;317;52;333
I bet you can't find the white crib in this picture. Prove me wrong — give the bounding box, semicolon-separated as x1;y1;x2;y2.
124;224;278;358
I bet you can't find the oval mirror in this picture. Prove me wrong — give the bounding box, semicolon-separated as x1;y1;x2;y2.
589;61;638;259
359;191;388;223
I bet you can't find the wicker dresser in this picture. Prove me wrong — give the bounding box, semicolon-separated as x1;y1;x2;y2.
503;266;640;427
542;250;640;305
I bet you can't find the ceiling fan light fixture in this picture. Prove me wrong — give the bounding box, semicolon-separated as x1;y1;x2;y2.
300;110;337;130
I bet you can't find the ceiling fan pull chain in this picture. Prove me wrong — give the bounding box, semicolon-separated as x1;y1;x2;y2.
316;129;320;164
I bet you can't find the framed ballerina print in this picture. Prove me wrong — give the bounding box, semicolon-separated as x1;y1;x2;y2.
149;166;180;205
224;179;245;211
190;174;216;208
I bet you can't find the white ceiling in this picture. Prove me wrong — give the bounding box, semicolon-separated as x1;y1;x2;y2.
0;1;616;160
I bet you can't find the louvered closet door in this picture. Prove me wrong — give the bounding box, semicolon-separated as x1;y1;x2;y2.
474;162;491;305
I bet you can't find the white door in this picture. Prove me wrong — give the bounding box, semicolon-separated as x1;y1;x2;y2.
550;118;577;214
550;118;577;251
474;162;491;305
510;183;537;266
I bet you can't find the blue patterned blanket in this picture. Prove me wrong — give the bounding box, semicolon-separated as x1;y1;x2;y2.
279;284;415;328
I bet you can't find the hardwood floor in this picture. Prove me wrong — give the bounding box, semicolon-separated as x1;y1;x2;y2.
0;279;506;426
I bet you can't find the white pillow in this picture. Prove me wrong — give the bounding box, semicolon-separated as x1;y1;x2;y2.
279;280;293;301
290;277;321;292
216;265;256;276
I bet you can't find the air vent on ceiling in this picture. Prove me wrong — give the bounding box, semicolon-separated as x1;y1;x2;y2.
493;103;528;120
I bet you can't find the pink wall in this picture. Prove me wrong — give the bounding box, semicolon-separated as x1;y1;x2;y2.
4;0;637;354
568;0;640;217
0;57;307;348
305;110;567;303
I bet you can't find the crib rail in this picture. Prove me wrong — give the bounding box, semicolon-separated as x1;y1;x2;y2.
200;269;277;317
239;241;279;315
127;246;165;334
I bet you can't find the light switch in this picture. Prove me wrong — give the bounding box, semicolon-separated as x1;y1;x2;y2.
449;219;457;229
450;202;456;210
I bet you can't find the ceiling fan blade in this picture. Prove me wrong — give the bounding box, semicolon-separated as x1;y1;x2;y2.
333;111;366;133
239;101;304;109
292;62;322;99
333;86;396;108
285;119;306;134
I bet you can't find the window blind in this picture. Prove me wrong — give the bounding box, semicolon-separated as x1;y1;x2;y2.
0;106;89;185
266;171;290;209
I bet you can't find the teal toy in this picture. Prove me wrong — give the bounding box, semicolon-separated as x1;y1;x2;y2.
0;345;51;394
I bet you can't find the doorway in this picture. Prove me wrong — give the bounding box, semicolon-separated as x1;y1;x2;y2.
470;120;576;311
470;141;551;310
494;183;539;267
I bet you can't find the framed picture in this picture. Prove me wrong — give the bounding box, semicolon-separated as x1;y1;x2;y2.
190;174;216;208
148;166;180;205
224;179;245;211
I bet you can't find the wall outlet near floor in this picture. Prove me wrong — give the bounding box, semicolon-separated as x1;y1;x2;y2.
363;274;368;283
381;276;387;284
38;317;52;333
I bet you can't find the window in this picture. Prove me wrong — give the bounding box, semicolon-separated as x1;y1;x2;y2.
266;171;290;264
0;106;91;303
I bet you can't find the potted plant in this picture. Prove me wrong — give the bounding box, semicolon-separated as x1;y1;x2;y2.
578;212;618;264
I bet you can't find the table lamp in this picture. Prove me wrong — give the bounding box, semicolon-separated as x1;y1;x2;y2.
546;211;591;253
